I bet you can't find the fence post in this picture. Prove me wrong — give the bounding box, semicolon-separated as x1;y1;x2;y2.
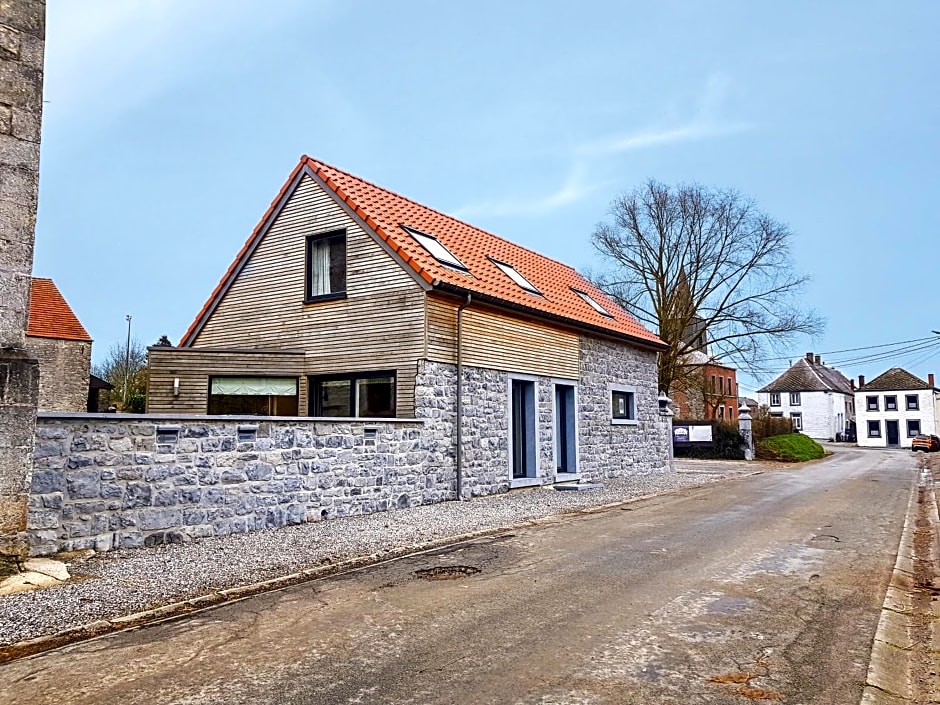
658;392;674;471
738;404;754;460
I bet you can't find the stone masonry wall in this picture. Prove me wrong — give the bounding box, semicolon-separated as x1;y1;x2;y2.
27;414;441;555
578;336;670;480
26;335;91;412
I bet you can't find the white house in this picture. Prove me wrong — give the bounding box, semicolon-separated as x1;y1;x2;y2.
757;352;856;441
855;368;939;448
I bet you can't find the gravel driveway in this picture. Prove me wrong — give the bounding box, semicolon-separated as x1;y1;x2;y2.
0;460;761;649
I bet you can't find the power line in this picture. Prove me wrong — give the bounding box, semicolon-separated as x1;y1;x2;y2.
756;335;939;363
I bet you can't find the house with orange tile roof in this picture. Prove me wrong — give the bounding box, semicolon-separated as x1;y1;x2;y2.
26;278;93;412
148;156;671;494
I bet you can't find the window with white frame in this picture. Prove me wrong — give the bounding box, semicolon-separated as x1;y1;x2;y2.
610;385;637;424
884;395;898;411
867;420;881;438
908;419;921;437
866;395;879;412
770;392;781;406
791;412;803;430
789;392;801;405
906;394;919;411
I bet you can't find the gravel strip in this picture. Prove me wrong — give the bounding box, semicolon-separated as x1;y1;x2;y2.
0;465;756;646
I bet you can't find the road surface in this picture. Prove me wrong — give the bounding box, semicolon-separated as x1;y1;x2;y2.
0;448;915;704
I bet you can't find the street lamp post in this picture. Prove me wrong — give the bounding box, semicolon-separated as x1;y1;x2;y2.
123;314;132;408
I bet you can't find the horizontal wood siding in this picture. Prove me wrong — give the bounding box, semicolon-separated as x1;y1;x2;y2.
147;349;306;414
426;295;580;379
188;175;426;417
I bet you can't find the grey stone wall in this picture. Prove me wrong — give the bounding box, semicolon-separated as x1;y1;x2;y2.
577;336;671;480
27;415;441;555
26;335;91;412
0;1;43;549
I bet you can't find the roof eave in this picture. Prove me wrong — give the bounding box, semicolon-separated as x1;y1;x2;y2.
432;282;669;352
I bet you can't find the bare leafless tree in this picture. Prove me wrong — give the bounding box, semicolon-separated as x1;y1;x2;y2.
591;180;824;394
92;338;148;412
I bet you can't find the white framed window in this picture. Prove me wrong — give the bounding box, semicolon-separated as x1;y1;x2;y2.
610;384;637;425
789;392;801;406
906;394;919;411
791;412;803;430
402;225;467;271
867;420;881;438
490;258;541;295
571;289;613;318
769;392;781;406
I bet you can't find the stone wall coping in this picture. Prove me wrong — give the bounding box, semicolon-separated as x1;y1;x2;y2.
36;412;424;425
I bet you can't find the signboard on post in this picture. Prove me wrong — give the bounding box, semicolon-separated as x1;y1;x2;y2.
672;422;714;447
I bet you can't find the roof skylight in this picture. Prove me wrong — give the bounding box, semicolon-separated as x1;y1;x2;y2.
401;225;467;271
490;259;541;295
572;289;614;318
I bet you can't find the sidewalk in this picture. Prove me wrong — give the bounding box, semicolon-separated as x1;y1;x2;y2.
0;460;763;659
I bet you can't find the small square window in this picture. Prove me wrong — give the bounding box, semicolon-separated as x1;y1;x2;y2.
769;392;780;406
789;392;801;405
884;395;897;411
866;395;879;412
906;395;919;411
611;387;636;424
867;420;881;438
306;230;346;301
907;419;921;437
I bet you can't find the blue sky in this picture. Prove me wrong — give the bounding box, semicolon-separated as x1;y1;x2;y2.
35;1;939;396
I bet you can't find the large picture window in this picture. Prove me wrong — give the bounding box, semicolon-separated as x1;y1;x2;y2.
306;230;346;301
309;372;396;418
208;377;299;416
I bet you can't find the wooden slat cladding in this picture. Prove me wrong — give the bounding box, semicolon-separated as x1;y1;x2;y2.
426;295;580;379
187;175;426;417
147;349;306;414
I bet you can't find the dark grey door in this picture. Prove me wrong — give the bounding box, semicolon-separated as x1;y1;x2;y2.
554;385;576;473
886;420;900;446
511;380;533;479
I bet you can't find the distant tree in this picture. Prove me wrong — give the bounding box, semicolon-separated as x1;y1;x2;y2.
591;180;824;395
154;335;173;347
93;338;148;412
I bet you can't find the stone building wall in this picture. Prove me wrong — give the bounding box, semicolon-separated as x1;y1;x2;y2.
0;1;44;545
26;335;91;412
27;415;437;555
577;336;671;480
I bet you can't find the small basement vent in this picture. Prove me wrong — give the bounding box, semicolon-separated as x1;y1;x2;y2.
237;425;258;442
364;427;378;445
156;426;180;444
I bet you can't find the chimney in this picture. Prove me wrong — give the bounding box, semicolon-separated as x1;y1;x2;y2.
851;380;855;391
814;355;821;365
805;352;814;362
858;375;865;388
930;373;935;388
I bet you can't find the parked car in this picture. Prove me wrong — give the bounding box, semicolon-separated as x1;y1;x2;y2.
911;434;940;452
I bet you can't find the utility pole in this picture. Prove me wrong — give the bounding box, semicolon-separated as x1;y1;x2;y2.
123;314;132;408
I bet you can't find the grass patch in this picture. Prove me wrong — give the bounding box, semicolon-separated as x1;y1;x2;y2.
756;433;825;462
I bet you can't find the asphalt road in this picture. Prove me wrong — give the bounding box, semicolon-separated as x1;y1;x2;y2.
0;448;915;704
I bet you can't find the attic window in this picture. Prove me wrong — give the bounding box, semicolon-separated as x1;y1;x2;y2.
490;259;541;295
572;289;614;318
402;225;467;271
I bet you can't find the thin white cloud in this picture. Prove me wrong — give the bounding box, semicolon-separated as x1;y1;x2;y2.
578;71;752;156
452;163;601;219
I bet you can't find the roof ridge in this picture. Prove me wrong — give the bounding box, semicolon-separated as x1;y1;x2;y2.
303;155;582;277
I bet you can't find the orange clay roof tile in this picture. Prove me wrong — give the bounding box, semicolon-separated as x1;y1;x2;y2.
27;278;92;342
181;156;665;349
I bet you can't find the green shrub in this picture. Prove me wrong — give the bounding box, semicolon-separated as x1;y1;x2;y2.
674;422;746;460
755;433;825;462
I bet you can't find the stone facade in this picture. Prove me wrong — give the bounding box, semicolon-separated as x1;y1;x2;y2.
0;1;44;549
26;335;91;412
578;336;671;479
27;415;439;555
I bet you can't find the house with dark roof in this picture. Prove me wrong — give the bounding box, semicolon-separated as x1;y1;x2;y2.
757;352;856;441
26;278;93;412
855;368;939;448
147;156;671;494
